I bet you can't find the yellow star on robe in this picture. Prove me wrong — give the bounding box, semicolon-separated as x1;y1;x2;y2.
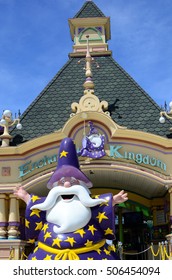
31;256;37;260
64;237;76;247
30;209;41;218
27;239;35;244
108;245;116;252
94;195;100;199
104;228;113;236
52;238;62;248
74;229;86;238
42;224;49;233
104;248;111;256
44;254;52;260
88;225;97;235
25;219;30;228
85;240;93;247
96;212;108;223
60;150;68;158
95;248;102;255
100;200;109;207
44;231;52;242
33;247;39;253
35;221;43;231
94;195;109;206
31;195;41;203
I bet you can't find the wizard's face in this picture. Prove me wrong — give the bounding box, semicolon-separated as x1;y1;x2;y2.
57;176;80;189
31;177;105;234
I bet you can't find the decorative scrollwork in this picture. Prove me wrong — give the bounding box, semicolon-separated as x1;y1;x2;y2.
71;92;109;115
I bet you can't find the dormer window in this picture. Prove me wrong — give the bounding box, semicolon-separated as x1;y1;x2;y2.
78;27;103;43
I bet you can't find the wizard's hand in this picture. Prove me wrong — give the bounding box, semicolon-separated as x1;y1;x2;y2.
112;190;128;206
14;186;30;204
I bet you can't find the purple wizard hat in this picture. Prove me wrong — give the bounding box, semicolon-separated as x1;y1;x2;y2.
88;121;99;136
47;137;93;189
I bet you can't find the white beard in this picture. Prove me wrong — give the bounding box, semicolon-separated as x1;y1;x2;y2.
31;184;106;234
46;196;91;234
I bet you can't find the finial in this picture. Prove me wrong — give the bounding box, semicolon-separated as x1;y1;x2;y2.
77;35;99;95
83;35;94;94
86;35;91;61
71;36;110;117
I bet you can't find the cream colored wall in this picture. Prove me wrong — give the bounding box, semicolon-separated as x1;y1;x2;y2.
0;131;65;191
0;112;172;192
0;111;171;259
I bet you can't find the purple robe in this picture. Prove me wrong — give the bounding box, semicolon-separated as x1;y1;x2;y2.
25;193;119;260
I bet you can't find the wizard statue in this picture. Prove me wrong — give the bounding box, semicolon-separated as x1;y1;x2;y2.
14;137;128;260
78;121;106;159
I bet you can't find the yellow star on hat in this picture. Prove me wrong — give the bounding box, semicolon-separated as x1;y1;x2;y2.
60;150;68;158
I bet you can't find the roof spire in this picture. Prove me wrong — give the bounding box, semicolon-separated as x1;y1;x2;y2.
83;35;95;94
71;35;110;117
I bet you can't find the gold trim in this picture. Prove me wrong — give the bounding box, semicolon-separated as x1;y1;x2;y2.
38;239;106;260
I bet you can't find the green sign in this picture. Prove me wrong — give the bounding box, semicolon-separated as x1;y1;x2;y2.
19;145;167;178
19;155;57;178
109;145;166;171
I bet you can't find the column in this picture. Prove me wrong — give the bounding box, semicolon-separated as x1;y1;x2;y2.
8;194;20;239
0;194;8;239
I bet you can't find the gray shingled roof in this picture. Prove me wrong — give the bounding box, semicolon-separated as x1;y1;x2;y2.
11;54;172;144
10;1;172;144
74;1;105;18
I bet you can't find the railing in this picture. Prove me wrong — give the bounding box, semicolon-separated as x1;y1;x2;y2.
5;241;172;260
8;245;27;260
117;241;172;260
150;242;172;260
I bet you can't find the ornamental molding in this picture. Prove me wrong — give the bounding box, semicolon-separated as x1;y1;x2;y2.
71;90;110;117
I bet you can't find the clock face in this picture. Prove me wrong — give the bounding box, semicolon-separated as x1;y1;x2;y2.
88;135;102;147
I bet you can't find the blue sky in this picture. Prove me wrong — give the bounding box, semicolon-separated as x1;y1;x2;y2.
0;0;172;118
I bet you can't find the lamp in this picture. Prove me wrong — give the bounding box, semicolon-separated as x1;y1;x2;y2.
159;102;172;129
0;110;22;147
